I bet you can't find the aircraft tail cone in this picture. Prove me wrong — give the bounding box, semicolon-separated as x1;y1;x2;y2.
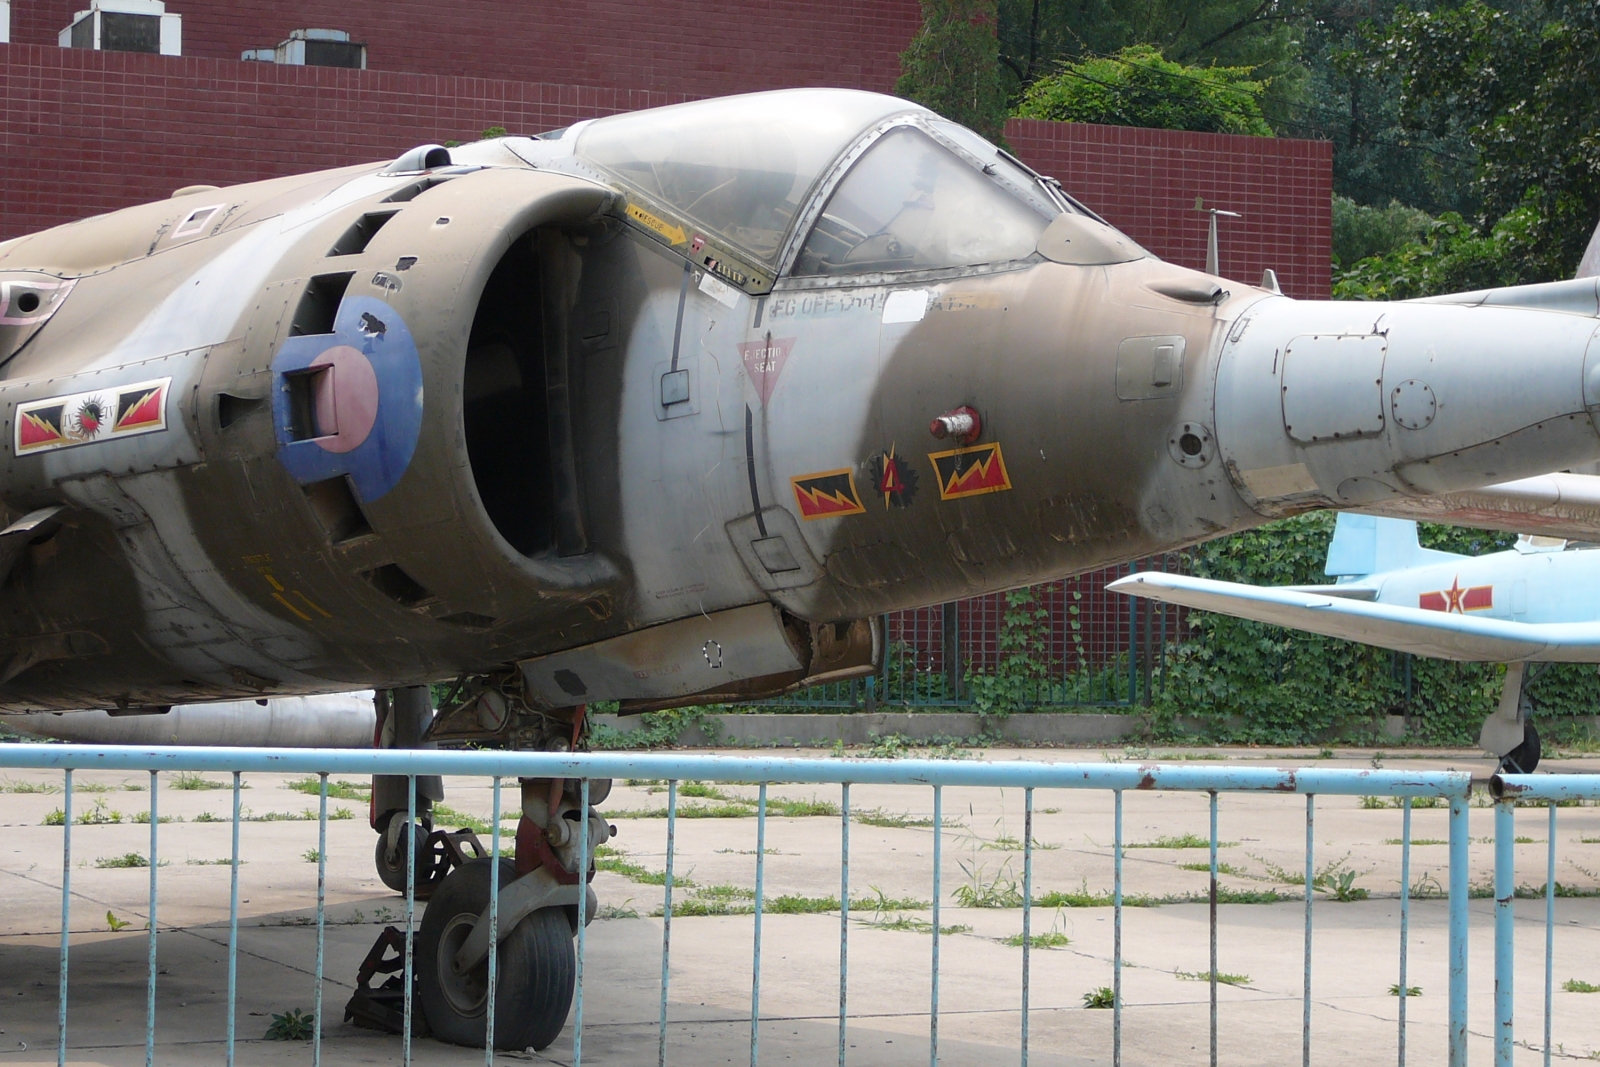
1215;285;1600;515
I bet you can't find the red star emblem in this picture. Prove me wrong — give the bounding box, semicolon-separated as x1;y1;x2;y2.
1444;576;1464;613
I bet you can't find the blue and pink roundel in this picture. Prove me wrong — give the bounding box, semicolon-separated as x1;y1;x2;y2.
271;294;424;502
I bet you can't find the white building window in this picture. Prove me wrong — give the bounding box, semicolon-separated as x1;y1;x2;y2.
60;0;181;57
242;29;366;69
1;2;11;45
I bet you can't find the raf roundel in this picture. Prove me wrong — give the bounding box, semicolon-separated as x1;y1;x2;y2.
270;295;424;503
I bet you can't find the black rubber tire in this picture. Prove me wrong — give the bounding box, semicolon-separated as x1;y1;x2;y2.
374;821;433;895
417;857;575;1051
1500;721;1541;775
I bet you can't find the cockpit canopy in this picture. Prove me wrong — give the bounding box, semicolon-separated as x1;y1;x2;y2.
577;90;916;269
574;88;1127;282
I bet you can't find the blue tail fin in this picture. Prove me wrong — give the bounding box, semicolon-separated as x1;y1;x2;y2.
1324;513;1461;578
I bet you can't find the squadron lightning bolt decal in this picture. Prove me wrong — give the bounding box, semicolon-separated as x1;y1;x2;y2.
790;468;867;520
928;442;1012;500
14;378;170;454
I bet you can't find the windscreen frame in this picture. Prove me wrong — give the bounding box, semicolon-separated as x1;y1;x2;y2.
775;115;1090;286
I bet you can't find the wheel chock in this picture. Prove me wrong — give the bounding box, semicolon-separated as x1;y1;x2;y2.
343;925;430;1036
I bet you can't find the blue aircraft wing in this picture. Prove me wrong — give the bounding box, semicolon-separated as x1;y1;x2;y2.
1106;572;1600;663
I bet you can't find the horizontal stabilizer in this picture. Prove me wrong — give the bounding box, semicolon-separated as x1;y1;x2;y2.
1107;572;1600;663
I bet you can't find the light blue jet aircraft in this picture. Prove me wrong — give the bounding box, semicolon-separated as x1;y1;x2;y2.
1109;513;1600;772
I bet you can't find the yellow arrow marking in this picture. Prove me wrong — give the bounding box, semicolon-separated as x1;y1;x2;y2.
626;203;687;245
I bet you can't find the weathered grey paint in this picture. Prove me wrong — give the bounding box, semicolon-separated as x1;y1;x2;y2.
0;89;1595;715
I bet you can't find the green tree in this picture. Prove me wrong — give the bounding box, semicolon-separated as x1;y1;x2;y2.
1333;201;1542;300
1015;45;1273;134
1378;1;1600;282
1294;0;1477;214
897;0;1009;141
996;0;1308;128
1331;196;1433;271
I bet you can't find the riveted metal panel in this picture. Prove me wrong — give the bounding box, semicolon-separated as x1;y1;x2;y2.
1282;333;1387;443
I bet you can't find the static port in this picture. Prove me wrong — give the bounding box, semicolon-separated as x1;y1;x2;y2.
1179;432;1203;456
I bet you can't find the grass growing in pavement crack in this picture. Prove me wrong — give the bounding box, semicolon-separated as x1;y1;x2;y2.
0;778;59;794
96;852;163;869
594;844;695;887
169;772;231;791
285;777;370;801
428;805;516;837
1128;833;1237;849
859;913;972;935
1177;861;1245;876
1000;931;1071;948
1177;969;1251;986
1032;880;1289;908
852;808;934;828
652;887;927;918
609;795;840;820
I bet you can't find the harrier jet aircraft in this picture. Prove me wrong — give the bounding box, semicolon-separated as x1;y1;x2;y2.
1112;513;1600;773
8;87;1600;1047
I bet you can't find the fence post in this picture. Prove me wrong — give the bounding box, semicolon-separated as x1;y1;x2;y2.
57;768;72;1067
1449;795;1470;1067
1494;799;1515;1067
941;603;960;701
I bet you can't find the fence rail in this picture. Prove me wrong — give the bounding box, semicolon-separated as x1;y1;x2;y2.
0;744;1583;1066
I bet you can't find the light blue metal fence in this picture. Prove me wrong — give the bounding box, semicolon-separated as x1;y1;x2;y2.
1490;773;1600;1067
0;745;1549;1066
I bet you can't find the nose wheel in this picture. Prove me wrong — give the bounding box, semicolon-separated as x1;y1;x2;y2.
1499;721;1541;775
417;857;575;1051
374;819;438;895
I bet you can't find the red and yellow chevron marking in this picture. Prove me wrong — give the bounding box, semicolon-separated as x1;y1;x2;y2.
790;468;866;520
928;442;1012;501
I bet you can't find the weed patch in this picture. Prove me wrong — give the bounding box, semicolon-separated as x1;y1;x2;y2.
286;778;369;801
264;1008;316;1041
0;778;58;794
1082;987;1115;1008
1001;930;1070;948
133;811;181;824
1129;833;1235;849
853;808;934;829
170;772;229;791
1177;969;1250;986
1178;861;1245;876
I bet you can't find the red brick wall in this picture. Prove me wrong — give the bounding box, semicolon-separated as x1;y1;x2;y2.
8;0;923;97
1007;118;1333;299
0;47;1333;300
0;44;695;237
